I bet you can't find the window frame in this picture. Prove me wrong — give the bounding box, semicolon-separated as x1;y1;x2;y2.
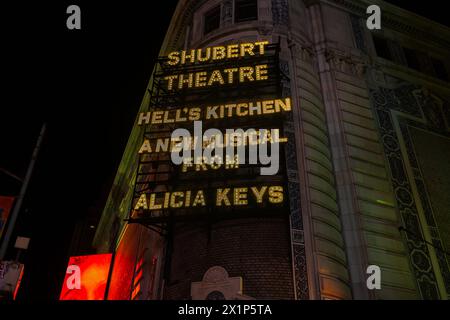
234;0;258;24
372;34;394;61
430;56;449;82
203;5;222;35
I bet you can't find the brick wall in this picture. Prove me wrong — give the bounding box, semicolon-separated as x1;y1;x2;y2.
164;217;295;299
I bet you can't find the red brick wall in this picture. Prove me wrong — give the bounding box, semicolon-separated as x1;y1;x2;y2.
164;217;295;299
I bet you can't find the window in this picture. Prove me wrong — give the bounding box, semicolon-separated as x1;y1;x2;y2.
431;57;449;82
403;47;421;71
373;35;392;61
204;6;221;34
235;0;258;23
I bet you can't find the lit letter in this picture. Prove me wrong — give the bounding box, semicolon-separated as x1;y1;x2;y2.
155;138;169;153
151;111;164;124
254;41;269;55
239;67;254;82
216;188;231;206
164;75;178;90
275;98;292;112
236;103;248;117
149;194;162;210
167;52;180;66
178;73;194;89
212;46;226;60
192;190;206;207
138;112;151;125
197;48;211;62
227;44;239;58
170;192;184;208
195;72;207;87
240;43;255;57
134;194;148;210
223;68;238;84
138;139;152;154
251;186;267;203
207;70;225;86
234;188;248;205
206;106;219;119
262;100;275;114
189;108;201;121
255;64;268;80
181;49;196;64
268;186;283;203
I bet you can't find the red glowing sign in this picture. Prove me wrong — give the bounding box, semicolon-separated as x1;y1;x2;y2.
0;196;15;239
59;253;112;300
107;224;139;300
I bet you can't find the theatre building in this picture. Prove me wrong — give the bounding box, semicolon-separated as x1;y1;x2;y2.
91;0;450;300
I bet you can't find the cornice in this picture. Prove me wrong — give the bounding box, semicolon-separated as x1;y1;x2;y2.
323;47;367;77
322;0;450;49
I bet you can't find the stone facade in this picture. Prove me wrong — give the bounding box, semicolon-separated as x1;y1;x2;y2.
165;218;294;299
94;0;450;300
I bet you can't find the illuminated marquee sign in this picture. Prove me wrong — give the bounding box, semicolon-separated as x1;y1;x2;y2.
163;41;270;91
138;129;287;154
167;42;269;66
137;97;292;126
134;185;284;211
180;155;240;172
130;40;290;220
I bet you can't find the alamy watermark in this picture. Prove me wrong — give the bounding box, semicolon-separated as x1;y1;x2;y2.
66;5;81;30
167;121;285;176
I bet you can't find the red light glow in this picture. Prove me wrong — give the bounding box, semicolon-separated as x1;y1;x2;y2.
59;253;112;300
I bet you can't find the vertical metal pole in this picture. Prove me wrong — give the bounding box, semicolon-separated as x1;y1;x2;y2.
0;123;46;260
103;247;116;300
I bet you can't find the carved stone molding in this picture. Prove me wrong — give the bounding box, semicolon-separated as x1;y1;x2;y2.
221;0;233;27
272;0;289;27
370;83;450;298
326;0;450;49
191;266;255;300
324;48;367;77
288;40;315;64
258;24;273;36
300;45;315;63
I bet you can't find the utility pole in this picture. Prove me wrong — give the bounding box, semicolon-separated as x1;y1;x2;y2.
0;123;46;260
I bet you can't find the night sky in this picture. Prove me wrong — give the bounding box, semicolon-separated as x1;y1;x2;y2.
2;1;178;301
0;1;448;301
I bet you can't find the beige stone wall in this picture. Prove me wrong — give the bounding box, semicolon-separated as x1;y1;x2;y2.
295;48;353;299
334;66;419;299
305;1;420;299
284;0;353;300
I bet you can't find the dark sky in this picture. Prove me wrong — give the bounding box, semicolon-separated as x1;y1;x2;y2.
385;0;450;27
0;1;447;301
1;1;178;300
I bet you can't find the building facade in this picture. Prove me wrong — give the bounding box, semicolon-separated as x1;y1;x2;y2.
93;0;450;300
